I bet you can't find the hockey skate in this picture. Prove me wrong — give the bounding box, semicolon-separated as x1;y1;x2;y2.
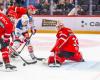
5;64;17;71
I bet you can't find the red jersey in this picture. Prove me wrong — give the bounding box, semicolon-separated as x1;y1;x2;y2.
0;13;13;40
16;7;27;18
51;27;79;53
8;6;27;19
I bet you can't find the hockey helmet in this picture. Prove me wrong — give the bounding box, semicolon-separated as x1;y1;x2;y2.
56;21;64;27
7;10;17;18
27;5;37;11
21;14;29;23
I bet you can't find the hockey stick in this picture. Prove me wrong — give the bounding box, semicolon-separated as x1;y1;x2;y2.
18;33;33;54
10;32;45;62
16;32;45;61
33;35;72;62
9;46;37;65
36;57;45;61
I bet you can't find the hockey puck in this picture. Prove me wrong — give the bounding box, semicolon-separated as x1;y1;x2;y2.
42;58;47;64
23;63;26;66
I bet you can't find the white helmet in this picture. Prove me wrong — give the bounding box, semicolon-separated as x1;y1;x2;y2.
56;21;64;27
21;14;29;23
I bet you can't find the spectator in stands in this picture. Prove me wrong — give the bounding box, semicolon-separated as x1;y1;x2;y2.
68;5;83;16
15;0;27;7
65;0;75;12
0;5;7;14
57;0;65;9
15;0;22;6
21;0;27;7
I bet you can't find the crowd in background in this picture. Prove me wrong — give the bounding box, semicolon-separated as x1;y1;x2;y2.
0;0;100;15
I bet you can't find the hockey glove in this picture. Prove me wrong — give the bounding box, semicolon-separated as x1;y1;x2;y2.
25;39;30;46
0;39;10;49
31;29;37;34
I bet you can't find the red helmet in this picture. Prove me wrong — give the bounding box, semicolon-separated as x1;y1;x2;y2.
8;10;17;18
27;5;37;11
8;6;15;11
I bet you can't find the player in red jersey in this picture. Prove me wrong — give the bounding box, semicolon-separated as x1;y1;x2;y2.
7;5;27;19
27;5;37;16
0;13;16;70
48;22;84;67
7;10;18;42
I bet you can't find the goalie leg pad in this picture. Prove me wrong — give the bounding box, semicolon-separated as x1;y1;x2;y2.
69;52;84;62
58;51;75;58
48;54;66;64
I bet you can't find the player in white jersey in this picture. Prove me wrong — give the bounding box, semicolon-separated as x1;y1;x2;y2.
10;14;37;63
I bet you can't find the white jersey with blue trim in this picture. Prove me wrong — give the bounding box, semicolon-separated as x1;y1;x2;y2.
15;19;31;37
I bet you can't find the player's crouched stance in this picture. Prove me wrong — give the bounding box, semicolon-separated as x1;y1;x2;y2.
0;13;16;70
10;14;37;63
48;22;84;67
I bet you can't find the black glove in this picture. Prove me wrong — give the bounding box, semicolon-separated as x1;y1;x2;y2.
0;39;10;49
31;29;37;34
25;38;30;46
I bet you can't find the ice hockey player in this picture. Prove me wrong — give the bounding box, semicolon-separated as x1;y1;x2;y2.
7;5;27;19
10;14;37;63
7;10;18;41
27;5;37;16
68;5;83;16
0;13;16;70
48;22;84;67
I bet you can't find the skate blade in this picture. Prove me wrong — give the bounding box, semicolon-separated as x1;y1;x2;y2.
6;68;17;72
0;67;17;72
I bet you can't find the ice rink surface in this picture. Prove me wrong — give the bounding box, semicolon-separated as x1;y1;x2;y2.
0;33;100;80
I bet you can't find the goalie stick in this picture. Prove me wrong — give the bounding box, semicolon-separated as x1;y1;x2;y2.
47;35;72;67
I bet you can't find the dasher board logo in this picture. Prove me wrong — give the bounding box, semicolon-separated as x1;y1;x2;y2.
42;19;57;27
81;20;100;27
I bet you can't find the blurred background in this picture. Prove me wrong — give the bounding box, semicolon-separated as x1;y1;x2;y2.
0;0;100;15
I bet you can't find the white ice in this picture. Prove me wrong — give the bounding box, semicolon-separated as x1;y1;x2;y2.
0;33;100;80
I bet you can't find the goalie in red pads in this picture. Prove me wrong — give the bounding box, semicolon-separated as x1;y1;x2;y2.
48;22;84;67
